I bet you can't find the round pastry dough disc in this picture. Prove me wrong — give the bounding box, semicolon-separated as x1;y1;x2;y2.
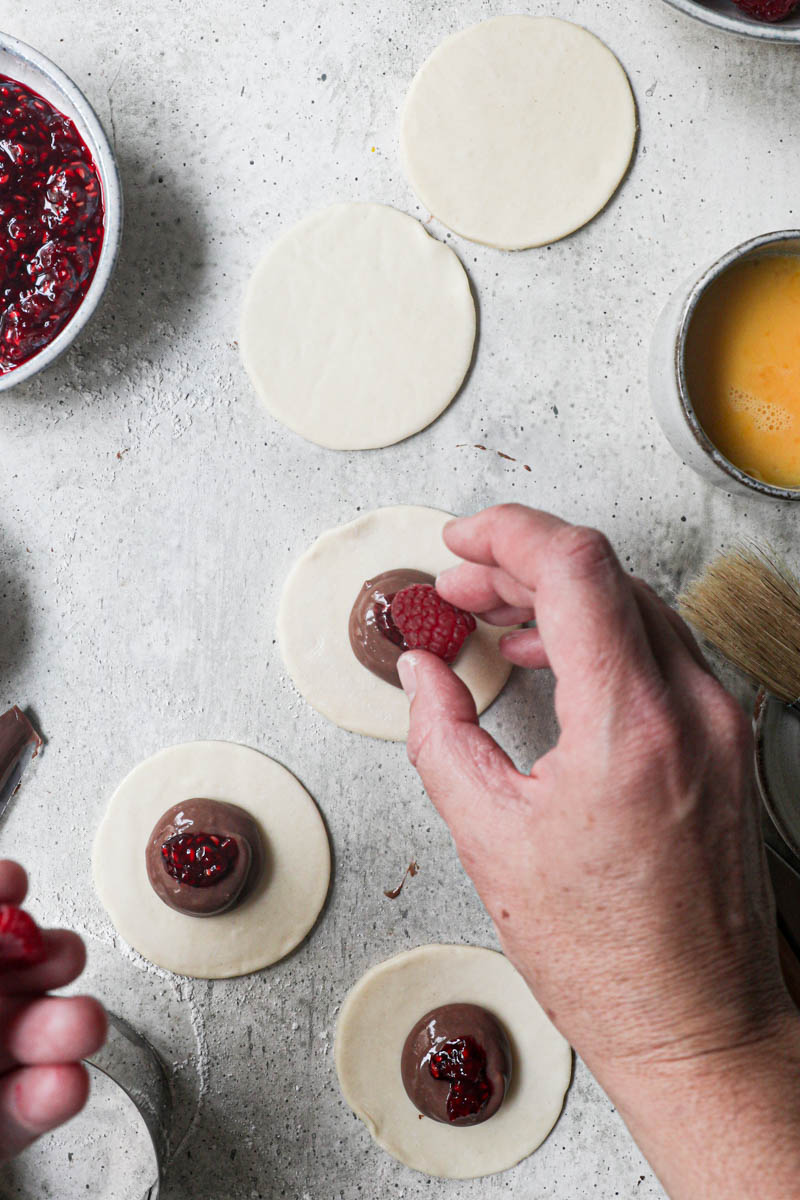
240;203;475;449
400;16;636;250
277;506;513;741
335;945;572;1179
93;742;331;979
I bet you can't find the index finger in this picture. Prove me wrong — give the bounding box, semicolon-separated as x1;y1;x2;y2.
444;505;660;716
0;862;28;906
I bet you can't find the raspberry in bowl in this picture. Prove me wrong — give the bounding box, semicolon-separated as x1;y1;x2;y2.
661;0;800;39
0;32;121;389
731;0;800;18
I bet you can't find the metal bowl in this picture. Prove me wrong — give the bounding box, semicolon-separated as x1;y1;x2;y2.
662;0;800;42
754;690;800;860
0;31;123;391
649;229;800;500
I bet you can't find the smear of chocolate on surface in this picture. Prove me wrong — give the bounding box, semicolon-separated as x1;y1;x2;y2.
456;444;532;472
384;860;419;899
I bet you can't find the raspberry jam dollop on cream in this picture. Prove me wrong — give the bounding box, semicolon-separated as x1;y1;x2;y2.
146;799;263;918
348;571;476;687
401;1003;511;1126
428;1036;492;1122
161;831;239;888
0;74;105;374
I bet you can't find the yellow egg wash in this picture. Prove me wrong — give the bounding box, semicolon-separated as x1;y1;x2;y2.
684;254;800;489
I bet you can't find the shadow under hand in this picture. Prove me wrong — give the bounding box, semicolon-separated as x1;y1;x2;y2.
0;521;32;691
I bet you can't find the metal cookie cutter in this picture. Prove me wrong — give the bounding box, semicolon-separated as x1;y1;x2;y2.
86;1011;170;1200
0;1010;170;1200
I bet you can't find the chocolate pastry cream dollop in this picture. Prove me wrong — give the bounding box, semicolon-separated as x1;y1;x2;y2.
349;569;434;687
349;569;477;687
401;1002;512;1126
146;798;263;917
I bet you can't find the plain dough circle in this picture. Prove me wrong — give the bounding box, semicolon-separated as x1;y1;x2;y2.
335;945;572;1179
92;742;331;979
400;16;636;250
277;506;513;741
239;203;475;449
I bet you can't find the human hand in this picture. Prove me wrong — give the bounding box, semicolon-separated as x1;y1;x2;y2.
0;861;106;1162
397;504;800;1197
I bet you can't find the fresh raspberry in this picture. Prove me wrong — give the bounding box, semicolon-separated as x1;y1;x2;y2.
731;0;800;20
390;583;476;664
0;905;46;969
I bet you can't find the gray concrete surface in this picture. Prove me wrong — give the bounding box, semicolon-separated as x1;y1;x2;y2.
0;0;796;1195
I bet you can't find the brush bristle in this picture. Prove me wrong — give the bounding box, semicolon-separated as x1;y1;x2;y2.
677;547;800;704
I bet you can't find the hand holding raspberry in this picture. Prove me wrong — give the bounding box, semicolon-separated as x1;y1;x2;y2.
391;583;476;663
0;862;106;1162
398;503;800;1200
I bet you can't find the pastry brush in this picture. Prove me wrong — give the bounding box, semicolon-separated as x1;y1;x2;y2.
678;545;800;709
678;547;800;1007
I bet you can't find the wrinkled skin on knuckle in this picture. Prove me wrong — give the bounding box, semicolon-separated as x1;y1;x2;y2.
566;691;700;826
408;719;525;817
638;704;685;767
489;501;530;523
458;726;517;797
686;677;754;787
706;688;752;756
549;524;618;581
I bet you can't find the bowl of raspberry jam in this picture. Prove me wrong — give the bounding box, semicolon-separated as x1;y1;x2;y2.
0;32;122;389
661;0;800;40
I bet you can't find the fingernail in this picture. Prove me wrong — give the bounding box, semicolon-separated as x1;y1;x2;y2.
435;566;457;588
397;653;417;701
499;630;527;648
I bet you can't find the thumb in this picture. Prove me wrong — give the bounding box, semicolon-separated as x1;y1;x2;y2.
398;651;526;833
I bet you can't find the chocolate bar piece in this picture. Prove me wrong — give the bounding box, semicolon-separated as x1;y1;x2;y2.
0;707;42;812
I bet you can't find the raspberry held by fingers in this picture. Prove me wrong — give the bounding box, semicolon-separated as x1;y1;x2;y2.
391;583;476;663
0;908;45;971
0;930;87;996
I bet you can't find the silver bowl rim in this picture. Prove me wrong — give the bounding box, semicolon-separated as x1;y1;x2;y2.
84;1011;169;1199
753;689;800;859
0;30;123;391
674;228;800;501
662;0;800;41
